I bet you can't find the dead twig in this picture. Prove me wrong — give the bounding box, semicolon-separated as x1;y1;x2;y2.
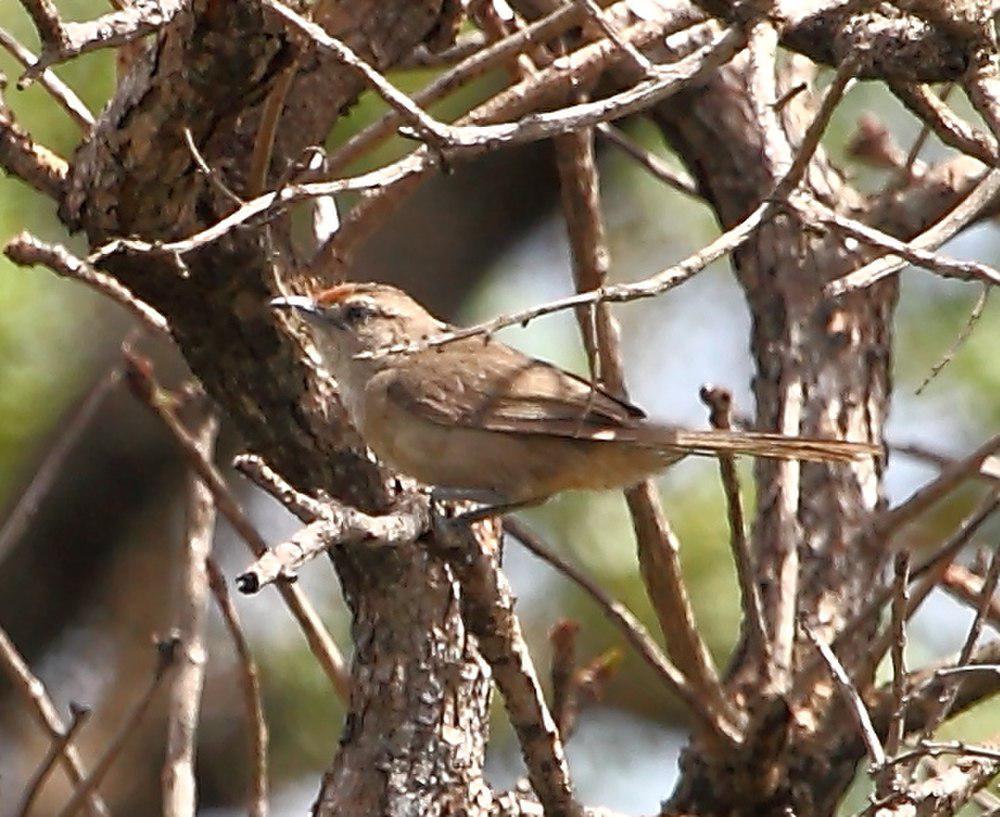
5;234;170;336
162;407;219;817
17;703;91;817
122;352;351;700
806;626;886;771
0;627;107;817
56;639;179;817
234;497;428;594
504;517;742;747
873;435;1000;540
207;560;268;817
700;386;769;661
0;89;68;199
554;122;735;739
17;0;185;83
0;27;93;130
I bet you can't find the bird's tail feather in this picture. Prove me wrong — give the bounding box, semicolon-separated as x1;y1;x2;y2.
660;429;878;463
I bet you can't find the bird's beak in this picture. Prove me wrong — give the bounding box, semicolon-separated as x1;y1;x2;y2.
269;295;321;317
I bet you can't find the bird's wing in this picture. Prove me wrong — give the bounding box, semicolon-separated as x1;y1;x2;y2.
378;339;645;439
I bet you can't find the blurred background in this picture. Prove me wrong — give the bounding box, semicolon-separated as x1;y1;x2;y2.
1;3;999;814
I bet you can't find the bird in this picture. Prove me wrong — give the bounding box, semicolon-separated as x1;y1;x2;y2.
270;282;876;510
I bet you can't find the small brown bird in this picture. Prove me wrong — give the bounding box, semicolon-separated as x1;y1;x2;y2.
271;283;875;508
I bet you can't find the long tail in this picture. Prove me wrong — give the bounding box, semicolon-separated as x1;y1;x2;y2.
662;429;878;464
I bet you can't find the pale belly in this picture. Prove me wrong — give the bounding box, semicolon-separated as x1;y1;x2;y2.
356;385;668;504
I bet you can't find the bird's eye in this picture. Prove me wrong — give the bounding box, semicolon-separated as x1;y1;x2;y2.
343;302;372;324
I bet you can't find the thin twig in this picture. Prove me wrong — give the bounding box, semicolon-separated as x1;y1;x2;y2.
898;84;955;180
826;168;1000;296
17;703;91;817
504;517;742;746
595;122;698;197
5;234;169;336
878;552;910;795
554;122;735;738
793;493;1000;702
917;536;1000;741
699;386;769;660
121;352;351;700
0;627;107;817
915;286;990;395
873;434;1000;540
805;626;886;770
324;0;645;174
575;0;654;75
182;128;243;207
356;48;859;362
18;0;185;82
267;0;742;153
890;82;998;169
0;359;123;562
207;560;268;817
942;563;1000;631
162;406;218;817
0;89;68;199
233;453;328;523
234;497;428;594
0;26;93;130
794;197;1000;291
56;638;180;817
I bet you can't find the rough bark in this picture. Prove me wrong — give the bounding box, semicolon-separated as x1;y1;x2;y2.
651;42;894;817
58;2;499;815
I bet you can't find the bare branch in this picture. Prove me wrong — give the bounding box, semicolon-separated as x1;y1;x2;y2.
861;755;1000;817
268;0;742;154
0;359;123;563
890;83;998;168
207;560;268;817
796;197;1000;291
806;626;886;770
873;434;1000;540
917;540;1000;740
56;638;179;817
121;352;351;700
915;286;990;395
435;518;583;817
554;121;734;737
325;0;665;173
356;46;859;363
700;386;768;661
235;497;428;594
504;517;742;747
0;27;93;130
878;552;910;796
18;0;185;83
0;88;67;199
87;159;421;261
233;453;328;523
0;627;107;817
942;563;1000;630
16;703;91;817
595;123;698;197
163;407;218;817
5;233;170;337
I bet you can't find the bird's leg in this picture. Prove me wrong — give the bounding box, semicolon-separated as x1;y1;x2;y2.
428;487;537;526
